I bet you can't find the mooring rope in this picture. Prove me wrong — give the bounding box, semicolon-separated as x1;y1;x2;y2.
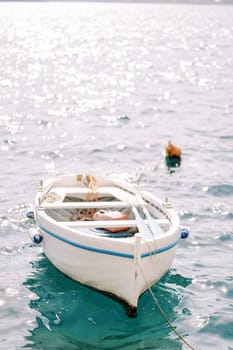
152;156;163;172
138;264;196;350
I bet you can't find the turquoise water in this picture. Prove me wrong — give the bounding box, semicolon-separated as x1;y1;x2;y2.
0;2;233;349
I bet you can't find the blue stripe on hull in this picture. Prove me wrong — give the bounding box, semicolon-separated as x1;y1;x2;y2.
38;224;180;259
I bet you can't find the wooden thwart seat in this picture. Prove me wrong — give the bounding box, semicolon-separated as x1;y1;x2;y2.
42;201;130;210
63;218;169;229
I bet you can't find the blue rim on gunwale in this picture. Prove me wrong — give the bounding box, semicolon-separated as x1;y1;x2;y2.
38;224;180;259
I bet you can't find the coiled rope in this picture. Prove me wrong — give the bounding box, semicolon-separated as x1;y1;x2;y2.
75;174;99;220
138;264;196;350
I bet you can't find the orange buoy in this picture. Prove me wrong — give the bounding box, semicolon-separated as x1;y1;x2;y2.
166;140;182;157
165;141;182;169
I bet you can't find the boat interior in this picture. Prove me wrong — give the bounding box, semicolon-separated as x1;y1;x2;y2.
39;184;170;237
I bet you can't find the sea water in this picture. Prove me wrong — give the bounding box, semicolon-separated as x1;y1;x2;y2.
0;2;233;349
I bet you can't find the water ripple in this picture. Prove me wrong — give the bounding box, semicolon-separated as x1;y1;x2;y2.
1;2;233;350
207;184;233;197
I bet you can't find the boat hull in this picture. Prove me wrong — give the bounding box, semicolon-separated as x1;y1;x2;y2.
33;174;180;316
37;222;179;315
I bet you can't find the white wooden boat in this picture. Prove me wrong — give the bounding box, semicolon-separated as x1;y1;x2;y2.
31;174;184;317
